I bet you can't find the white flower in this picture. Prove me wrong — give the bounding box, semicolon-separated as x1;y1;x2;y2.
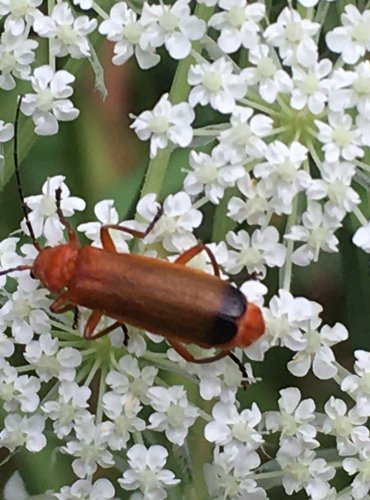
0;277;50;343
147;385;199;445
183;149;245;204
227;174;269;226
0;413;46;452
204;445;266;499
21;65;80;135
106;354;158;405
33;2;97;58
55;478;115;500
264;7;320;67
136;191;202;252
278;449;335;500
322;396;368;456
131;93;195;158
188;58;247;114
343;442;370;499
140;0;205;60
225;226;286;277
216;105;272;163
0;0;42;36
209;0;265;54
118;444;180;498
102;392;146;450
315;112;364;163
77;199;130;253
0;236;21;287
265;387;318;450
24;333;82;382
22;175;85;245
62;416;115;478
341;351;370;417
0;30;38;90
0;358;40;412
290;58;332;114
285;202;342;266
353;222;370;253
287;322;349;380
41;381;91;439
243;44;292;103
254;140;310;215
326;5;370;64
306;161;359;220
204;401;264;451
99;2;160;69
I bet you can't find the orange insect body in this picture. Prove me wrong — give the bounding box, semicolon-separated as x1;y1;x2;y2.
32;242;265;354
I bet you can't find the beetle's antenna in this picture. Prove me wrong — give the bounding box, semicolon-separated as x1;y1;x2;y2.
14;96;41;252
0;264;33;276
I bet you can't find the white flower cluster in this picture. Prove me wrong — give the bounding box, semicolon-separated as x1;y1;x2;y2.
1;0;370;499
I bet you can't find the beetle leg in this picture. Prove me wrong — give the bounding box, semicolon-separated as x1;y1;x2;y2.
50;291;72;313
167;338;229;364
100;206;163;253
174;244;220;277
84;310;128;340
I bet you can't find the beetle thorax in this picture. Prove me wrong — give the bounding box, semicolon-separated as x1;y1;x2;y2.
32;244;79;293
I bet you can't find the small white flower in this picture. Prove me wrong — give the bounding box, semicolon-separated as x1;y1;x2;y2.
137;191;202;252
118;443;180;498
184;148;245;204
254;140;310;215
287;322;349;380
21;65;80;135
243;44;293;103
264;7;320;67
315;112;364;163
306;161;359;220
322;396;368;456
0;358;40;412
227;174;269;226
23;175;85;245
209;0;265;54
0;277;50;343
33;2;97;58
0;413;46;452
102;392;146;450
62;416;115;478
77;199;130;253
204;445;266;499
341;351;370;417
0;236;21;287
216;105;272;163
326;5;370;64
188;58;247;114
131;93;195;158
0;30;38;90
99;2;160;69
147;385;199;445
42;381;91;438
0;0;42;36
225;226;286;277
140;0;206;60
24;333;82;382
55;478;115;500
265;387;318;450
204;401;264;451
278;449;335;500
285;202;342;266
290;58;332;115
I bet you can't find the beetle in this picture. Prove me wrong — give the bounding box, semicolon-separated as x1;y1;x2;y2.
1;98;265;376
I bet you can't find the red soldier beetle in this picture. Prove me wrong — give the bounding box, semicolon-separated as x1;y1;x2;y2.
1;97;265;379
